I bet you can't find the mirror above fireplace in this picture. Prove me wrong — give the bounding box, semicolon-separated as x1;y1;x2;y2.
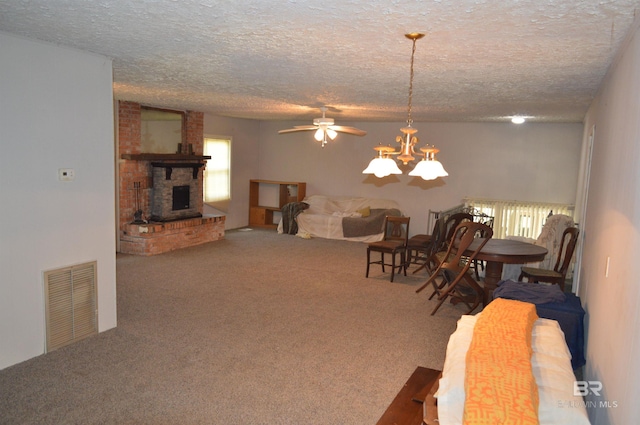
140;106;184;154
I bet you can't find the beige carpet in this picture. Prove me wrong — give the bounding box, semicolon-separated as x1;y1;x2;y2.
0;228;465;424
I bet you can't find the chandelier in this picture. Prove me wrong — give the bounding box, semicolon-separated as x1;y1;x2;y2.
363;33;448;180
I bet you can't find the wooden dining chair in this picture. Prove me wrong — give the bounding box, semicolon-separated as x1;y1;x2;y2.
406;234;432;267
366;215;410;282
502;214;575;281
407;212;473;276
415;221;493;315
406;216;444;271
466;209;495;280
423;212;473;274
518;226;579;292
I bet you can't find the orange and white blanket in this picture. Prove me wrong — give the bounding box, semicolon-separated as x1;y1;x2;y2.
434;309;590;425
463;298;539;425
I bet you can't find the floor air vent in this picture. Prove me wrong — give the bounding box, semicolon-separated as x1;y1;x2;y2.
44;261;98;352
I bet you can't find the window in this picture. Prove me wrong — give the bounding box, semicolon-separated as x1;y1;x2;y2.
203;137;231;205
463;197;574;239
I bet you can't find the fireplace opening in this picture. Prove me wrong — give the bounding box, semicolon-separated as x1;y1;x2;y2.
149;162;203;222
172;185;190;211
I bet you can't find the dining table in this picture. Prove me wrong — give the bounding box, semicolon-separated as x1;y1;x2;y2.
465;238;548;305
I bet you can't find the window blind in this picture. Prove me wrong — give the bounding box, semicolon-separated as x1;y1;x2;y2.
463;198;574;239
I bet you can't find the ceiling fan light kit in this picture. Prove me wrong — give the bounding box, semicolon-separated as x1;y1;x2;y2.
362;32;448;181
278;106;366;148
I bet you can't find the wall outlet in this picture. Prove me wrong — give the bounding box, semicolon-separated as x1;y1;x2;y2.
58;168;75;182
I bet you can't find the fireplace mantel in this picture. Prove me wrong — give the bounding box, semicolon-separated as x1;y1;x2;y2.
151;162;205;179
121;153;211;161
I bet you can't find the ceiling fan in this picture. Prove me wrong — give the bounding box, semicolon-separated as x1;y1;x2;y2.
278;107;367;147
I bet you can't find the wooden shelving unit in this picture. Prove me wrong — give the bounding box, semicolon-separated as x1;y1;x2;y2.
249;180;306;228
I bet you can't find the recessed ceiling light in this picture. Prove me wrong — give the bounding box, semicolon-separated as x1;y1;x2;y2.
511;116;526;124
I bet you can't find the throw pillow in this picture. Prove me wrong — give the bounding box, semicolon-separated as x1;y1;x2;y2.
357;206;371;217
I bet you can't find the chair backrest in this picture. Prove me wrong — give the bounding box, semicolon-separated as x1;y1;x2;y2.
553;226;579;276
443;212;474;248
441;221;494;269
423;215;447;258
535;214;576;271
473;213;494;228
463;206;495;228
382;216;410;246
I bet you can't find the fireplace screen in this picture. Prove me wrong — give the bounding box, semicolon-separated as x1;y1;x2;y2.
150;163;203;222
172;185;190;211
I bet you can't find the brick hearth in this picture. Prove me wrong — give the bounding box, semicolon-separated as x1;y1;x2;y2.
120;215;225;256
118;101;225;255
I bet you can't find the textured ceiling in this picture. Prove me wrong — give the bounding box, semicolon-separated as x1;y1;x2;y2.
1;0;639;123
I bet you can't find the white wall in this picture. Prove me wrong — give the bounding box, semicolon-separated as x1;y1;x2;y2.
0;33;117;369
579;16;640;424
255;120;583;236
202;114;261;230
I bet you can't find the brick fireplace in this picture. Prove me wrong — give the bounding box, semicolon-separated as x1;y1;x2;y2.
118;101;225;255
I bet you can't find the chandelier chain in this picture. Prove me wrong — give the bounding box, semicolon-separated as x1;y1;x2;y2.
407;37;418;126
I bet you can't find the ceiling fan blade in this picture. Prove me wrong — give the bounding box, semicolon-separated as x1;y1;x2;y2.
329;126;367;136
309;103;342;114
278;126;318;134
278;107;365;141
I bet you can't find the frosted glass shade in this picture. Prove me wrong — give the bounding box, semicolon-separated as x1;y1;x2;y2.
408;159;448;180
362;157;402;178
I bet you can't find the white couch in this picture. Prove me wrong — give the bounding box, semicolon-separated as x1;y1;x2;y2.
277;195;402;242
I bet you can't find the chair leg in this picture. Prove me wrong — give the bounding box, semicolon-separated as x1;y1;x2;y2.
472;259;481;280
366;248;371;278
416;272;439;294
390;253;396;282
460;276;484;314
431;282;459;316
428;277;448;300
430;273;472;316
413;253;437;275
430;292;449;315
466;295;481;314
412;259;427;274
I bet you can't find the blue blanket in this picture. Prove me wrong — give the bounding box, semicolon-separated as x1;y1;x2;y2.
493;279;566;304
493;279;585;369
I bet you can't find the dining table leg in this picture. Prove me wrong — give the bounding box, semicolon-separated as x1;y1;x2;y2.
482;261;504;305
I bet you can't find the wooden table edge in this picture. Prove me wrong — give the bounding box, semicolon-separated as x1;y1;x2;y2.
376;367;442;425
